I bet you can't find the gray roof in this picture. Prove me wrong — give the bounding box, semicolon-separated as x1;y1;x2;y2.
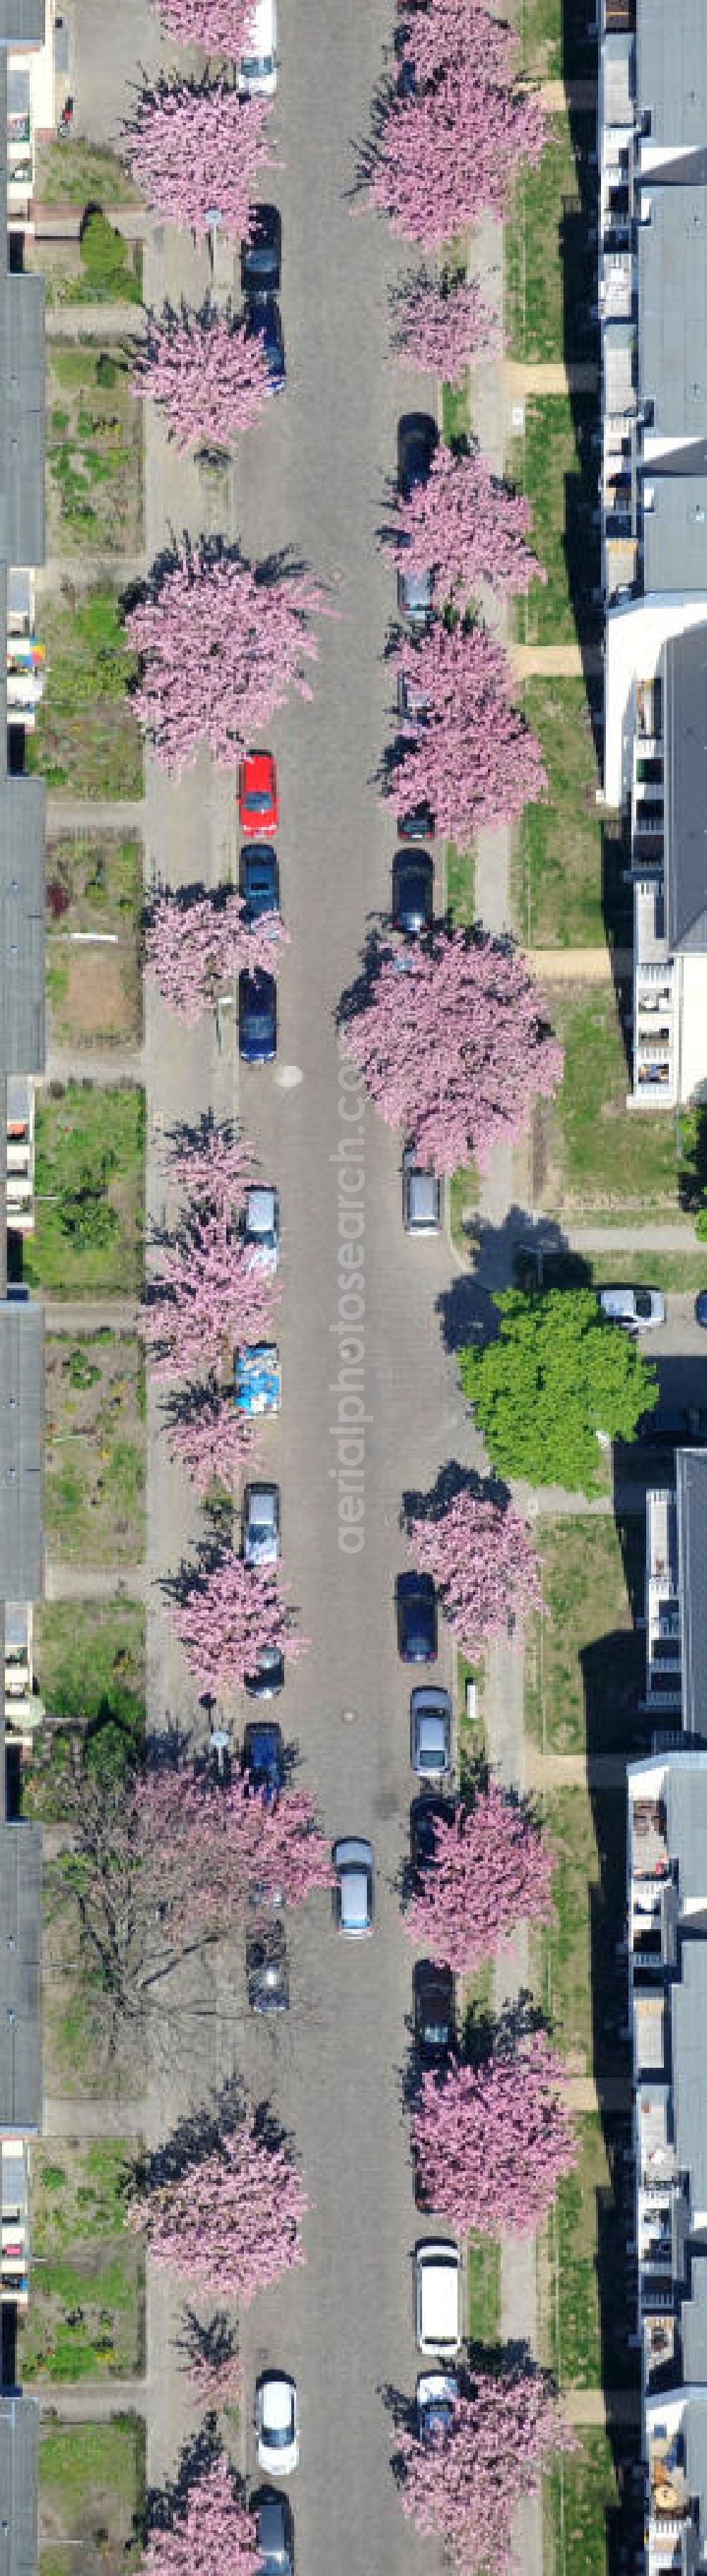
642;469;707;593
0;782;45;1073
0;1824;40;2130
0;276;45;571
672;1940;707;2375
0;1305;43;1600
0;0;44;42
638;187;707;447
0;2401;37;2576
636;0;707;147
661;631;707;954
677;1450;707;1710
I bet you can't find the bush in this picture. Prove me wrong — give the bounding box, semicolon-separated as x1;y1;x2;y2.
96;351;117;387
79;211;132;297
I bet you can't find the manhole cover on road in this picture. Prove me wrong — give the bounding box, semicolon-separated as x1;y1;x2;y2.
274;1064;303;1089
341;1706;357;1726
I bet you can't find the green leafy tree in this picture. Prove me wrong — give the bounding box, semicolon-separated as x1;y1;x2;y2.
460;1289;658;1492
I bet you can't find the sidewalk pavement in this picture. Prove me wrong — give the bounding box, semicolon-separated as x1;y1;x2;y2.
45;1563;147;1600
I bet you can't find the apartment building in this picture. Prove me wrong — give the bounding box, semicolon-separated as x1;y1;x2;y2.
628;1747;707;2575
643;1448;707;1714
599;0;707;1104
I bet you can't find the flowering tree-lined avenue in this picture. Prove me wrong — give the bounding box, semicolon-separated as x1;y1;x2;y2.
394;443;544;602
341;929;562;1178
137;2459;259;2576
396;2370;575;2575
127;546;326;776
366;0;546;244
392;621;547;843
146;1208;276;1376
392;268;501;381
404;1781;555;1972
146;886;285;1024
412;2033;578;2237
151;0;255;51
408;1488;544;1656
123;78;273;240
135;306;271;450
128;2109;307;2301
173;1548;308;1692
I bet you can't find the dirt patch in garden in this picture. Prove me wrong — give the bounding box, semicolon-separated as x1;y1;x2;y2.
45;1332;145;1569
66;949;130;1041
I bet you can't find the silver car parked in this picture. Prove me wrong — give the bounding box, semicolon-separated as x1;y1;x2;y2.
243;1482;281;1566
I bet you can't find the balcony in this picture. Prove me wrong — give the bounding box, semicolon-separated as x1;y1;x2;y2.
6;1079;35;1235
1;2141;28;2310
631;1793;668;1876
7;69;33;199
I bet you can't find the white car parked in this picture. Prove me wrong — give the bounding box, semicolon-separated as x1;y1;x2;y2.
238;0;277;94
414;2240;461;2355
597;1284;666;1332
255;2373;299;2476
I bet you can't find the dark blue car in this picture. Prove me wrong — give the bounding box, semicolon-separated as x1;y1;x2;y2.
240;842;280;921
245;294;286;392
241;204;281;298
396;1571;438;1663
239;968;276;1062
243;1721;284;1808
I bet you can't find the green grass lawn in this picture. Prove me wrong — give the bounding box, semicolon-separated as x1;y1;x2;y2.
39;2416;145;2576
35;139;140;206
47;344;144;556
449;1164;479;1260
28;1600;145;1821
526;1516;644;1757
446;837;475;925
467;2238;501;2348
513;681;604;947
547;987;688;1214
47;831;142;1050
22;1082;144;1297
542;2115;632;2390
506;115;597;363
27;586;142;798
519;0;597;77
22;2141;143;2384
442;380;470;446
46;1335;145;1569
509;396;599;644
544;2430;621;2576
539;1788;627;2073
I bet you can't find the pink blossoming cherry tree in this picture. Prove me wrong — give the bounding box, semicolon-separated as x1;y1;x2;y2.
173;1547;307;1692
146;887;285;1024
407;1489;544;1657
404;1781;555;1973
394;444;544;602
145;1210;276;1377
126;545;326;777
392;621;547;844
127;2107;307;2301
138;2459;259;2576
123;79;272;241
412;2033;578;2236
366;0;545;245
392;269;501;383
150;0;255;53
396;2370;575;2576
136;308;271;450
132;1767;331;1936
164;1378;255;1493
341;928;561;1178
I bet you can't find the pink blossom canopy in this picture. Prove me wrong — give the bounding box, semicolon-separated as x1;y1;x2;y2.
173;1547;308;1692
122;79;273;241
164;1378;255;1492
135;308;271;450
408;1490;544;1656
151;0;256;54
341;927;562;1179
366;4;546;248
404;1781;555;1973
146;887;286;1024
127;2109;307;2302
145;1208;277;1378
392;270;501;383
139;2459;259;2576
397;2372;576;2576
127;546;326;778
394;444;543;600
412;2034;578;2237
132;1767;330;1928
392;621;548;844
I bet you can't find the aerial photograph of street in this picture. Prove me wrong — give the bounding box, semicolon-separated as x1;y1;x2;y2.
0;0;706;2570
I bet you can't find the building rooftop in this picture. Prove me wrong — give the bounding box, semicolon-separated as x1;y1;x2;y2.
677;1450;707;1721
0;782;45;1075
636;0;707;148
638;186;707;447
0;1304;42;1600
0;0;45;42
0;2399;37;2576
0;1824;40;2131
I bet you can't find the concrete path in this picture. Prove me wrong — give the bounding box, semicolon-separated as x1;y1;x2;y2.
37;2378;146;2418
530;946;631;981
45;1045;144;1086
537;77;597;107
45;302;146;339
42;1298;139;1330
568;1222;701;1251
45;1563;147;1600
512;641;604;677
503;358;598;395
47;797;145;833
565;2389;641;2426
525;1750;629;1788
43;2096;150;2137
42;554;146;590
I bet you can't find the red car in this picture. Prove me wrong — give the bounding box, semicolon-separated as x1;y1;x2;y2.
238;750;279;836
